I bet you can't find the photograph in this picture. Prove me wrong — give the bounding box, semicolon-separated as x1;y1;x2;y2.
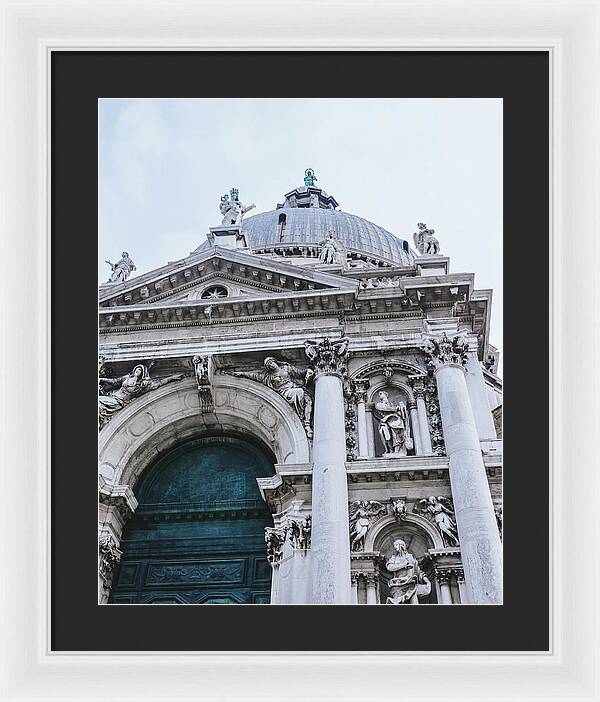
97;97;503;606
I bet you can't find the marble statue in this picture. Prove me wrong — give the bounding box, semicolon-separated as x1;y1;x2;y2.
231;357;315;438
288;515;311;550
105;252;136;283
391;498;407;520
413;222;440;256
98;363;184;430
192;354;213;410
417;496;460;547
349;500;386;551
318;231;342;265
304;167;317;187
373;391;413;456
265;526;287;567
385;539;431;604
219;188;255;226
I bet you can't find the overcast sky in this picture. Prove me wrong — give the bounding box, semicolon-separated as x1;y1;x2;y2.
99;98;502;360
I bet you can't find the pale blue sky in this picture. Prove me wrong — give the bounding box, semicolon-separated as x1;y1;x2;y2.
99;98;502;359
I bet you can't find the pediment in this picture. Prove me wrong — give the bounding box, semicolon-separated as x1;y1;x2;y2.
99;247;356;308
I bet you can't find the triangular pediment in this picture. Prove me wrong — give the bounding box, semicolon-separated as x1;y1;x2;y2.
99;247;356;308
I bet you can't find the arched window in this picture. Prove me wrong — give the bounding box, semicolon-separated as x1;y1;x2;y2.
110;436;275;604
277;213;287;241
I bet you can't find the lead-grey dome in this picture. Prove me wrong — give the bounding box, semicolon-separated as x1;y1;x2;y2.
197;184;415;266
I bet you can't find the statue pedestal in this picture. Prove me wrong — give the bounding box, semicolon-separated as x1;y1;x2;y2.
206;225;250;250
382;451;407;459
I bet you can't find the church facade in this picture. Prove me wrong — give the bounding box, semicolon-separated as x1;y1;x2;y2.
98;173;503;605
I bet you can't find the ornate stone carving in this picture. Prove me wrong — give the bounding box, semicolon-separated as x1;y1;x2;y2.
349;500;386;552
98;534;122;588
219;187;255;226
385;539;431;604
424;378;446;455
435;568;452;586
148;561;243;584
422;333;469;372
413;222;440;256
391;498;407;521
231;358;315;438
265;526;287;568
495;505;503;539
416;496;460;547
343;379;358;461
105;251;136;284
304;336;350;380
373;390;413;457
382;365;394;381
192;354;214;411
409;377;426;400
98;363;184;430
288;515;312;550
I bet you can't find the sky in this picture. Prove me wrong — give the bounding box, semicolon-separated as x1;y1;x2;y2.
99;98;502;361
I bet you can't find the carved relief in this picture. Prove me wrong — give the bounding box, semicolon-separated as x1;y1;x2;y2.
390;498;407;521
424;378;446;455
415;496;459;547
265;526;287;568
192;354;214;411
98;534;122;588
343;379;358;461
288;515;312;550
147;561;243;585
349;500;386;552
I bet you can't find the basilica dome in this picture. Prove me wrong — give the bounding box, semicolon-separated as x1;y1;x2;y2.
197;180;415;267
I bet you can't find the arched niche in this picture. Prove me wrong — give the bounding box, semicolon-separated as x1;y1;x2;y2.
350;358;424;382
99;375;310;492
368;382;416;458
369;514;442;605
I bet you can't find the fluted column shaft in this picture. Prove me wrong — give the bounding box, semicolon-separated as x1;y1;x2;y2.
305;337;352;604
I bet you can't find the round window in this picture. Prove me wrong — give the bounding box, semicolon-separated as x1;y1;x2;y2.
200;285;228;300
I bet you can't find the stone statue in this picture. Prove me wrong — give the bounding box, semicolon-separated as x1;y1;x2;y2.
385;539;431;604
413;222;440;256
417;496;460;547
349;500;386;552
391;498;407;520
304;168;317;187
219;188;255;226
98;363;184;430
318;231;343;265
265;526;287;567
288;515;311;550
373;391;413;456
105;252;136;283
192;354;213;410
231;357;315;438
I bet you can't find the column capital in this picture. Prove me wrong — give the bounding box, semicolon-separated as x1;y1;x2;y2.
409;375;427;399
422;333;469;373
99;533;122;588
304;336;350;379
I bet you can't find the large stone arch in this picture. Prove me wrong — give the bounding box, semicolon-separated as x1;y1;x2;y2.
99;375;310;492
364;512;444;552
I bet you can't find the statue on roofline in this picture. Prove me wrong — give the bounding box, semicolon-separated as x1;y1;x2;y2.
304;168;317;187
219;188;255;226
413;222;440;256
105;252;136;284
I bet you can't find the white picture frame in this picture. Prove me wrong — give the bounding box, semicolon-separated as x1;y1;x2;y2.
1;1;598;699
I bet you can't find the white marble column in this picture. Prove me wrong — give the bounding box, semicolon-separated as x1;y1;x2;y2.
424;334;503;604
365;407;375;457
355;381;370;459
351;572;360;604
408;401;423;455
365;573;378;604
464;343;497;440
305;337;352;604
412;379;433;455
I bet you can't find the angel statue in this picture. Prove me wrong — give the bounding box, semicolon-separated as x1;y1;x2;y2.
105;251;136;283
413;222;440;256
417;496;460;547
385;539;431;605
373;391;414;456
349;500;386;552
230;357;315;438
98;363;184;430
219;188;255;227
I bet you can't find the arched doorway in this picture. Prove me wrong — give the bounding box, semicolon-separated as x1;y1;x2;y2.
110;435;276;604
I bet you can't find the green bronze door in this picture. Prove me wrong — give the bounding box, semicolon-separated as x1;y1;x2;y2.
110;436;275;604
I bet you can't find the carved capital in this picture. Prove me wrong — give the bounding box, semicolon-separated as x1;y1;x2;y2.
304;337;350;379
435;568;452;585
99;534;122;588
265;526;287;568
365;572;379;586
421;333;469;372
351;571;361;585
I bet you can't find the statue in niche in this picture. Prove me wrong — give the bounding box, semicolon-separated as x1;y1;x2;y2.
349;500;386;551
373;390;414;456
413;222;440;256
98;363;184;430
385;539;431;605
219;188;255;226
231;357;315;438
416;496;460;547
105;251;136;283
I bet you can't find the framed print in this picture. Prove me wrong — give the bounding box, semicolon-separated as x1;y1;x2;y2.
2;1;599;700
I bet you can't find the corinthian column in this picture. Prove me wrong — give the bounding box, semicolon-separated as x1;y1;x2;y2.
354;380;370;458
304;337;352;604
423;334;502;604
